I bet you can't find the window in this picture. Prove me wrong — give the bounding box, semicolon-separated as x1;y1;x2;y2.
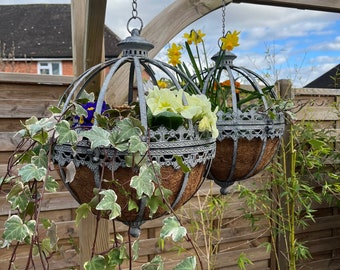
38;62;62;75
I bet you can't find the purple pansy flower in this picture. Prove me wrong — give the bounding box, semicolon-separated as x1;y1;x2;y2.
73;101;109;128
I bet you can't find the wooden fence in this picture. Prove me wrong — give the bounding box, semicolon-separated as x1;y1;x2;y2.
0;73;339;269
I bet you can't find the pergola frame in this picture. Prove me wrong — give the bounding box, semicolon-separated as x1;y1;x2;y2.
70;0;340;268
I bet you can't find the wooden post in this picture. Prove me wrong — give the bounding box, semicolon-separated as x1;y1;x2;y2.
71;1;110;269
273;79;292;270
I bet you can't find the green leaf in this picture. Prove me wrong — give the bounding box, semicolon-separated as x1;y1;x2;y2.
175;156;191;173
32;149;48;169
150;111;184;130
128;135;148;155
75;203;91;226
46;221;58;248
45;175;59;192
160;216;187;242
107;248;124;267
84;255;106;270
56;120;78;144
7;188;30;212
130;164;155;198
128;199;139;212
6;182;24;201
48;106;62;114
173;256;196;270
141;255;164;270
96;190;121;220
80;126;111;148
132;240;139;261
3;215;35;242
32;130;49;145
115;118;143;143
18;163;47;182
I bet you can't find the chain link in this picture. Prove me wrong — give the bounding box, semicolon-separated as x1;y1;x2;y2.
132;0;138;18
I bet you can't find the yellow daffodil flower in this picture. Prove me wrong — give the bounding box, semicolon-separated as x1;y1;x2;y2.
183;29;206;45
157;80;168;88
167;43;182;66
221;30;240;51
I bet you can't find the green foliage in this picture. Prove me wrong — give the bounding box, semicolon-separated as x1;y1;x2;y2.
160;216;187;242
238;119;339;270
237;253;254;270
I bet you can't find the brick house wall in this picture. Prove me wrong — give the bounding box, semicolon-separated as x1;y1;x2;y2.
0;60;74;75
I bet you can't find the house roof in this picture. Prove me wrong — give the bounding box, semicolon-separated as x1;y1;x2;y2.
0;4;121;59
304;64;340;89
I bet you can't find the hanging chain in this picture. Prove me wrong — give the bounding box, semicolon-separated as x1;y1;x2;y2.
127;0;143;33
221;0;226;37
131;0;138;19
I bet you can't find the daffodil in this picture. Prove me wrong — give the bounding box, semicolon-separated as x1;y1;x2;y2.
183;29;206;45
167;43;182;66
157;80;168;89
221;30;240;51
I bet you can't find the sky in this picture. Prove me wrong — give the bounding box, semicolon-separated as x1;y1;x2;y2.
2;0;340;87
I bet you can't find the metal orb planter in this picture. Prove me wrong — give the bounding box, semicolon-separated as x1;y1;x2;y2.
203;51;285;194
52;29;216;235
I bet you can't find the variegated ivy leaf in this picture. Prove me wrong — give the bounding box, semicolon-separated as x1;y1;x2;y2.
75;203;91;226
160;216;187;242
80;126;111;148
18;163;47;183
56;120;78;145
45;175;59;192
115;118;143;144
96;190;121;220
3;215;36;242
32;149;48;169
173;256;196;270
73;102;88;118
84;255;106;270
130;164;156;198
141;255;164;270
7;187;31;212
128;135;148;155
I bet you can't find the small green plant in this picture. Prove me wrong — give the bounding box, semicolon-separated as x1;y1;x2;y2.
238;117;339;270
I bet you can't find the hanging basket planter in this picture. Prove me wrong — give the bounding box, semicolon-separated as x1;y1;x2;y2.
52;27;216;235
202;51;285;194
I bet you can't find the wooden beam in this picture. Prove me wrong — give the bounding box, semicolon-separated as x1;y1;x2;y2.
70;1;110;269
234;0;340;13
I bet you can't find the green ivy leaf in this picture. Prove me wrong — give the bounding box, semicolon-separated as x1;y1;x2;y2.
160;216;187;242
132;240;139;261
18;166;41;183
56;120;78;144
32;130;49;145
7;188;30;212
3;215;35;242
47;221;58;248
130;164;155;198
128;199;139;212
48;106;62;114
128;135;148;155
141;255;164;270
18;163;47;182
45;175;59;192
74;103;88;118
32;149;48;169
80;126;111;148
75;203;91;226
107;248;124;267
173;256;196;270
115;118;143;143
96;190;121;220
84;255;106;270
